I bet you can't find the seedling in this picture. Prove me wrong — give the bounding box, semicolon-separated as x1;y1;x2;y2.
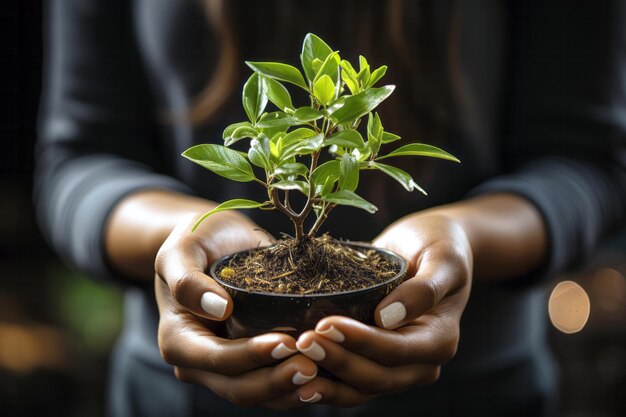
182;33;459;240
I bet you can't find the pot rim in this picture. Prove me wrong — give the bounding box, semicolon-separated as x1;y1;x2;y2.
209;241;407;298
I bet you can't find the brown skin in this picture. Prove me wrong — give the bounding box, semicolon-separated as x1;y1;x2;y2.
106;190;546;409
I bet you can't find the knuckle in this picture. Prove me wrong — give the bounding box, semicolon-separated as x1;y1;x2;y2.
170;271;196;305
246;339;267;367
424;279;444;308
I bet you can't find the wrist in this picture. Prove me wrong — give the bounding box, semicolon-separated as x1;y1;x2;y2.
105;190;217;281
390;193;547;282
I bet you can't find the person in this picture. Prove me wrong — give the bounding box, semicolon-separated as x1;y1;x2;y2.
34;0;626;416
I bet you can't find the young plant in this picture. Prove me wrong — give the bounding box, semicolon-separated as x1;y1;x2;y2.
182;33;459;240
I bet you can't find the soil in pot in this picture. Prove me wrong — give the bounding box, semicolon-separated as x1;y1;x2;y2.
217;234;400;295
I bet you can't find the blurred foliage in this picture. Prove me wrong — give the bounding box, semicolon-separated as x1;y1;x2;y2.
51;265;123;355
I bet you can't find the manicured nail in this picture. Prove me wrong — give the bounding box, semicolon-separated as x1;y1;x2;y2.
315;325;345;343
380;301;406;329
200;292;227;318
271;342;297;360
300;392;322;403
292;370;317;385
296;340;326;361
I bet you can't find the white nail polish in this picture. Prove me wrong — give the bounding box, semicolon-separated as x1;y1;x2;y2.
200;292;227;318
296;340;326;361
300;392;322;403
292;371;316;385
315;325;345;343
271;342;297;360
380;301;406;329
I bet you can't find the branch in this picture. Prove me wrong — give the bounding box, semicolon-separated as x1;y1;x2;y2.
308;203;337;237
271;188;303;239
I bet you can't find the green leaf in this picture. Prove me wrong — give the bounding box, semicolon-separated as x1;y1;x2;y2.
281;128;318;148
224;125;259;147
248;136;272;170
256;111;299;129
381;131;401;144
313;51;340;85
301;33;334;83
368;65;387;87
313;75;335;106
330;85;395;125
340;59;357;77
357;55;371;86
274;162;309;178
262;76;294;112
192;199;269;232
259;122;288;141
311;58;324;73
325;96;346;115
341;70;360;95
339;154;359;192
223;121;254;140
370;162;427;194
376;143;461;162
324;129;365;149
352;142;372;161
320;190;377;213
359;55;369;73
281;133;324;159
294;107;324;122
242;73;267;124
182;144;256;182
270;180;309;195
246;61;309;91
367;112;383;156
311;160;340;196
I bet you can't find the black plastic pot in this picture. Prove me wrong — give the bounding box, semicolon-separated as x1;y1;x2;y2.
209;242;408;339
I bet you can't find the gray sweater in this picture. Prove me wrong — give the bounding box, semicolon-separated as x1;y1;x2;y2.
35;0;626;416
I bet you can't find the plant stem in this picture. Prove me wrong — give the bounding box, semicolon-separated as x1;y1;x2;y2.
308;203;336;236
297;149;322;221
271;188;303;239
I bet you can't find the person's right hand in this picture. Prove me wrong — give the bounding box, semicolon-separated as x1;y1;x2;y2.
154;212;318;410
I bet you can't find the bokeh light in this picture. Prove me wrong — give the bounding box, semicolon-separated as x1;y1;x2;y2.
549;280;591;334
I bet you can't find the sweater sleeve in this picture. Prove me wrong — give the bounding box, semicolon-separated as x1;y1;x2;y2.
470;1;626;278
34;0;193;283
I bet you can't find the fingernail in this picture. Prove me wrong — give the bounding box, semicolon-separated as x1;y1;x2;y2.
315;325;345;343
200;292;227;318
292;370;317;385
380;301;406;329
271;342;297;360
296;340;326;361
300;392;322;403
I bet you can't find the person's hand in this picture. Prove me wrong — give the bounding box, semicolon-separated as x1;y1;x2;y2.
293;213;473;406
154;212;319;410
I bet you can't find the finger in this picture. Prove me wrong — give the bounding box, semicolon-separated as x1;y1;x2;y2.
296;331;440;395
157;298;299;375
295;377;375;407
312;315;460;366
375;241;470;329
155;218;233;320
175;353;318;408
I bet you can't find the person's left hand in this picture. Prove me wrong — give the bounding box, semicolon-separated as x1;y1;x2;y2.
293;213;472;406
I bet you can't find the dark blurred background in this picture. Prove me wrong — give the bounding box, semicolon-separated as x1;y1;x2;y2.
0;1;624;416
